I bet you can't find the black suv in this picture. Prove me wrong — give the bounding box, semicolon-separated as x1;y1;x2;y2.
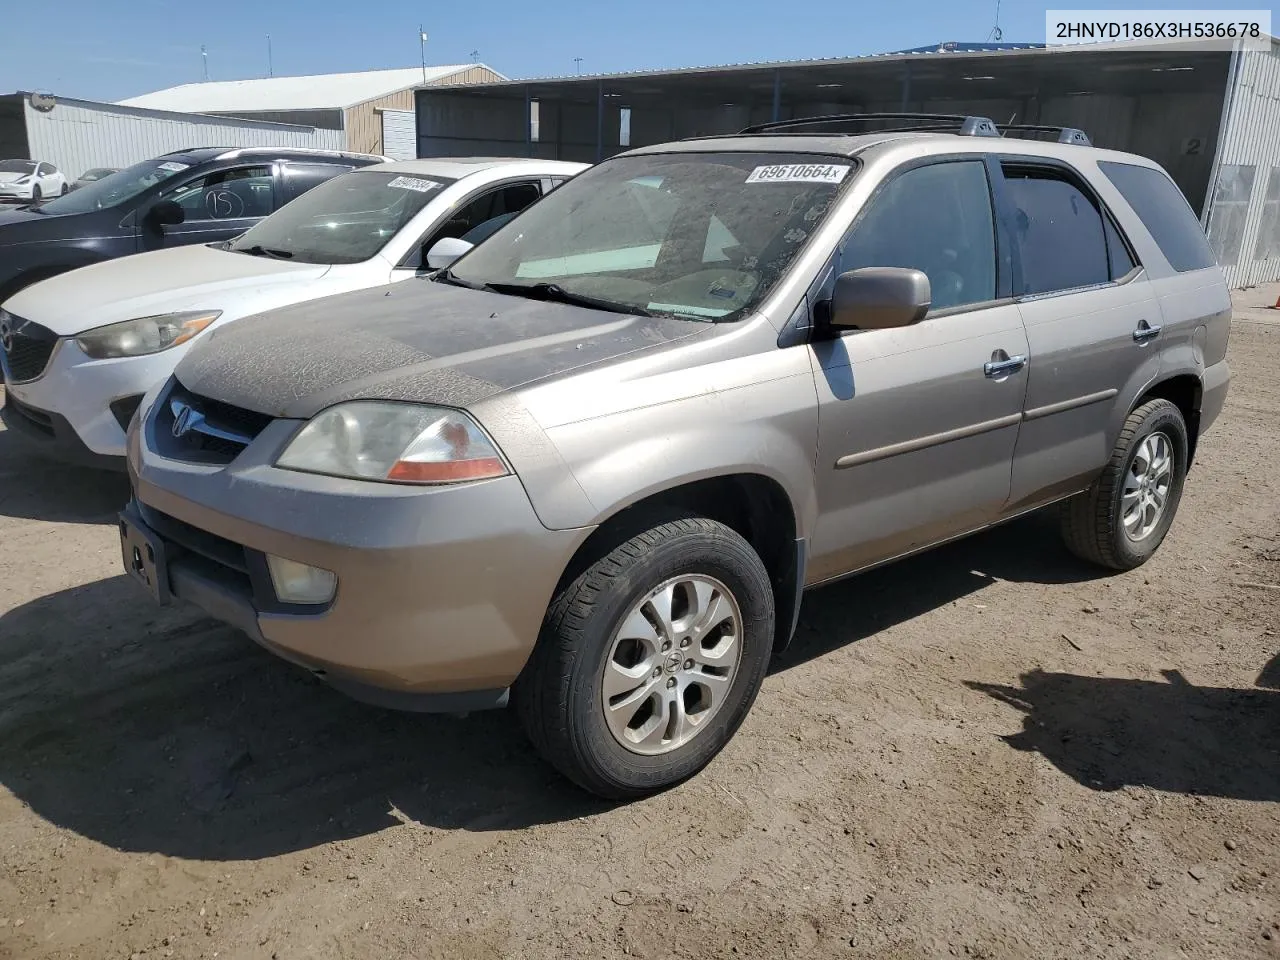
0;147;385;303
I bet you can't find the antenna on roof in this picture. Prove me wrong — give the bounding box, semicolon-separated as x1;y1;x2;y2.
200;44;209;82
267;35;273;77
419;26;429;85
574;57;584;75
987;0;1004;41
471;50;479;63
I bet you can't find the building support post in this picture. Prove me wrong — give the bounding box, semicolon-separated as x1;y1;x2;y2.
772;69;782;122
525;86;532;158
596;79;605;162
899;65;912;111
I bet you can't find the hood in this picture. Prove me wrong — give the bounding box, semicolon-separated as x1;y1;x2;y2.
0;172;32;184
4;244;332;336
175;279;704;419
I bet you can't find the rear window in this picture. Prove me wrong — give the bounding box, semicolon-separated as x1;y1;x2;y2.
1098;161;1216;273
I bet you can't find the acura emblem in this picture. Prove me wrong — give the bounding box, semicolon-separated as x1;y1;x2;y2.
170;399;204;438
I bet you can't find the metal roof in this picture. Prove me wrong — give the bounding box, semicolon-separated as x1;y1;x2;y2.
119;65;505;113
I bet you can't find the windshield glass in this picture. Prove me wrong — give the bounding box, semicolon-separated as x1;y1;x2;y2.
228;170;456;264
38;157;193;214
0;160;37;175
450;152;852;320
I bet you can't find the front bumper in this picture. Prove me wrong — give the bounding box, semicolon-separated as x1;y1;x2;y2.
126;406;591;708
1;391;127;470
4;336;173;459
0;187;34;202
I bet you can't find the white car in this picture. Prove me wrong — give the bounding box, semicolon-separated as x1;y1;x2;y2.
0;157;587;466
0;159;68;202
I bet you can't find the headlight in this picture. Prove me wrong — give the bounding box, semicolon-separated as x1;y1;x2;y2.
75;311;220;360
276;401;510;484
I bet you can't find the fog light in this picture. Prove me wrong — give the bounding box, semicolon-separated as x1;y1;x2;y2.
266;555;336;604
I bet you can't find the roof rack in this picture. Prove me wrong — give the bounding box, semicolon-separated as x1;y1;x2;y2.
740;113;1001;138
998;123;1092;146
738;112;1092;147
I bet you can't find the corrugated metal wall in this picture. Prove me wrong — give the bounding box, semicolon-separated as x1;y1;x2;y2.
350;65;505;155
1208;41;1280;288
23;97;343;181
380;109;417;160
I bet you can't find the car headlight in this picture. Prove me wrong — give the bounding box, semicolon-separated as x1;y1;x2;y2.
75;311;220;360
276;401;510;484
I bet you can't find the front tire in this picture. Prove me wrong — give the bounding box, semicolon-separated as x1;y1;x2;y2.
515;515;775;799
1060;398;1188;570
31;185;41;203
60;182;68;196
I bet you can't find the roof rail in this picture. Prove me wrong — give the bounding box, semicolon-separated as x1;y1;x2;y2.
739;113;1001;138
998;124;1092;146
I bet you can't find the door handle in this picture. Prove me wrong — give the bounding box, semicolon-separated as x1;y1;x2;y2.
984;354;1027;378
1133;320;1162;343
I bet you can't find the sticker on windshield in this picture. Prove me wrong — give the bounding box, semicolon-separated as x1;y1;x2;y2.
387;176;442;193
745;163;850;185
157;161;190;173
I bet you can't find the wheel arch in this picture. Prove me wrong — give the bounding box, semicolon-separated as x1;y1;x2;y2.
1134;373;1203;467
552;472;806;655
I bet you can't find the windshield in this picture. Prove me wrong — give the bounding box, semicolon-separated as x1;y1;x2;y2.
38;157;193;214
449;152;852;320
228;170;456;264
0;160;36;175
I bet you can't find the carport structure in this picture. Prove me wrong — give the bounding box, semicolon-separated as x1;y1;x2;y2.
416;40;1280;287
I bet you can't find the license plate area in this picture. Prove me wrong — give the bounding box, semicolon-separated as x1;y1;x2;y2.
119;508;171;605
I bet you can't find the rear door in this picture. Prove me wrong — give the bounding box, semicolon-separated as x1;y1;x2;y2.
151;164;276;249
808;156;1030;581
1001;158;1160;511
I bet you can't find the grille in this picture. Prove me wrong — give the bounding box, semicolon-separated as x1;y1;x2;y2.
154;381;275;465
1;312;58;383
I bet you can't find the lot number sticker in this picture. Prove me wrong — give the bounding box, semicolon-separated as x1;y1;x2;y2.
746;163;850;185
387;176;442;193
157;161;190;173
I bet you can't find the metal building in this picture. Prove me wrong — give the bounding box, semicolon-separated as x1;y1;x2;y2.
0;92;345;183
415;39;1280;287
120;65;505;158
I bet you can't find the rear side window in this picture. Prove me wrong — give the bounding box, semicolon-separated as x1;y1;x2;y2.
1105;215;1137;278
280;162;354;204
1098;160;1216;272
841;159;996;311
1003;166;1109;296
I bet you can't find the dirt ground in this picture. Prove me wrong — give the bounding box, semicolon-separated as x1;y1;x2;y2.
1;322;1277;960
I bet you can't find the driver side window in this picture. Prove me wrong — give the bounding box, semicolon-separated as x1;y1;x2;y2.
161;165;275;221
840;160;997;312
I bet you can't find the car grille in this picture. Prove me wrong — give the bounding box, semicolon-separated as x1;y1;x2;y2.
0;312;58;383
152;381;275;465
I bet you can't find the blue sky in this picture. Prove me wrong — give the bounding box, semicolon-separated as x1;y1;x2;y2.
0;0;1238;101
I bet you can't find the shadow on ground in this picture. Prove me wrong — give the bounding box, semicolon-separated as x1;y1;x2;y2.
775;510;1108;672
0;425;130;525
0;511;1113;861
969;665;1280;802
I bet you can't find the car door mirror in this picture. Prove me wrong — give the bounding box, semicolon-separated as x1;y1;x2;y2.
830;267;931;330
425;236;474;270
146;199;186;228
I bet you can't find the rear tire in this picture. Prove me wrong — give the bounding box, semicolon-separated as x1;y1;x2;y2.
515;515;775;799
1060;398;1188;571
31;185;41;202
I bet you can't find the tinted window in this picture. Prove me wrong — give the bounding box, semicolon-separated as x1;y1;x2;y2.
161;165;274;220
1004;167;1109;295
841;160;996;311
1105;215;1137;278
37;163;53;176
280;162;353;204
1099;160;1216;272
38;157;192;214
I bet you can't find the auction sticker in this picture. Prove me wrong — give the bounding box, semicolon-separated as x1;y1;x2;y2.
387;176;442;193
157;161;190;172
746;163;850;185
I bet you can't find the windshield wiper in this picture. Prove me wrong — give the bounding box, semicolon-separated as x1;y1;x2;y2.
481;281;652;317
432;268;485;290
235;244;294;260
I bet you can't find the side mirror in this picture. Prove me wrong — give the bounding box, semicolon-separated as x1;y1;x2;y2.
146;199;186;228
425;236;474;270
830;267;931;330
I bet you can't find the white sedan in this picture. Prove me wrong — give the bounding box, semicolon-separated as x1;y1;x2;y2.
0;159;68;202
0;156;587;466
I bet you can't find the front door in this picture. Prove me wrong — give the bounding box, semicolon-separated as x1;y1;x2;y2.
998;159;1161;511
147;164;276;250
809;157;1029;582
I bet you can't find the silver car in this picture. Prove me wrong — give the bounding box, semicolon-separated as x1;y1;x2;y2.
120;116;1231;798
